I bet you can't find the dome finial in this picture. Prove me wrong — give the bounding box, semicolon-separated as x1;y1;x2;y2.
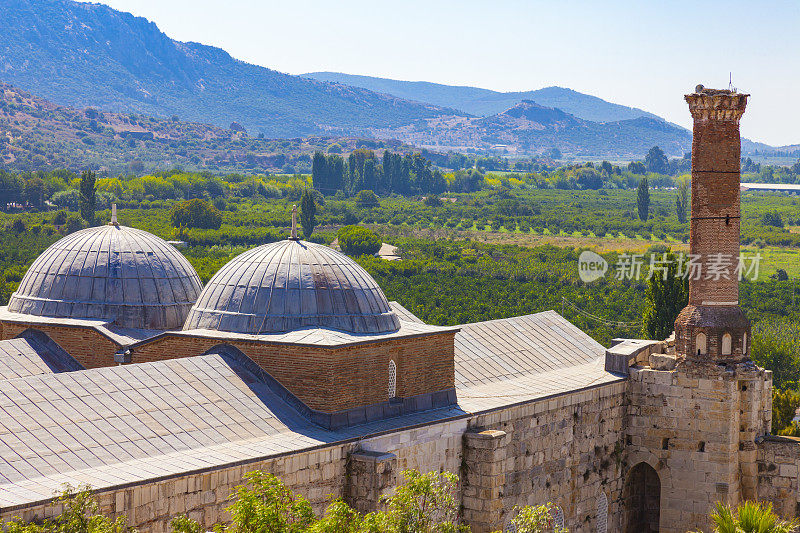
109;204;119;226
290;205;299;240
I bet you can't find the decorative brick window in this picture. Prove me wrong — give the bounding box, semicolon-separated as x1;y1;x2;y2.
721;333;732;355
743;333;748;354
696;333;707;356
388;359;397;399
597;492;608;533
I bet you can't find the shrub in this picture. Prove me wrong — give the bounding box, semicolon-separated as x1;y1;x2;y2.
338;225;381;256
762;212;784;228
65;214;85;233
7;218;26;233
355;190;380;208
51;189;81;210
3;485;130;533
169;199;222;230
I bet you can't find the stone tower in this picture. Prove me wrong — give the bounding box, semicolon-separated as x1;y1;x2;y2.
674;86;750;362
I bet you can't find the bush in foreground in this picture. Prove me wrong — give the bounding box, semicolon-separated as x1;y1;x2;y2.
338;225;381;256
4;470;567;533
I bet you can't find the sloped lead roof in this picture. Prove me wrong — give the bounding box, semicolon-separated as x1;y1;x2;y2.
8;225;202;330
184;240;400;334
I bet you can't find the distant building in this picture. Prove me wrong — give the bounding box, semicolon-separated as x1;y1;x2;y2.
0;88;795;533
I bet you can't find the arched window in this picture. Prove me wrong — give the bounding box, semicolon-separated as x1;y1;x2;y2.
696;333;707;356
388;360;397;399
721;333;732;356
597;492;608;533
743;333;748;355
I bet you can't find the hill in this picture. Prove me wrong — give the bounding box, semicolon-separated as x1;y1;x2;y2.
0;81;410;174
0;0;463;137
303;72;660;122
376;100;693;158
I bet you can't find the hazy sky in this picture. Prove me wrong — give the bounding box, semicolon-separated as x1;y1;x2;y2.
82;0;799;146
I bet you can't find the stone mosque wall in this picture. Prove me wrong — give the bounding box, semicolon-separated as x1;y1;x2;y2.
625;362;772;533
0;381;627;533
756;436;800;519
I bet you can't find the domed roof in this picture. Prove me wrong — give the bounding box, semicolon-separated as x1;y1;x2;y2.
183;239;400;335
8;225;202;330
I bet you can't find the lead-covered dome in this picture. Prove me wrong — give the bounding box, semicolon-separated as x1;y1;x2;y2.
184;239;400;335
8;225;202;330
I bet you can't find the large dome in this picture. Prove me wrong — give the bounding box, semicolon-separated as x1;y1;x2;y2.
184;239;400;335
8;225;202;330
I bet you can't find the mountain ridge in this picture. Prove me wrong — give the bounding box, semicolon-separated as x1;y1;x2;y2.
0;0;464;137
303;72;662;123
0;0;784;159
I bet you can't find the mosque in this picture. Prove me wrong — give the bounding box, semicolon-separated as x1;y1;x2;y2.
0;88;798;533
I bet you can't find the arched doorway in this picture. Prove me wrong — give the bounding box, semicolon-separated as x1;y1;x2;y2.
624;462;661;532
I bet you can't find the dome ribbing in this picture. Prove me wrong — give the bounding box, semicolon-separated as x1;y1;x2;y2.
183;240;400;335
8;225;202;330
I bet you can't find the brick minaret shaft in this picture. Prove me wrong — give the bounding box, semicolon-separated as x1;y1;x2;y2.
674;87;751;362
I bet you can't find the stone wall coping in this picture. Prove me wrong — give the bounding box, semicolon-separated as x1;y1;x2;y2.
349;451;398;463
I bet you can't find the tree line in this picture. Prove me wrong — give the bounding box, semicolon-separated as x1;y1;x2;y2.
312;149;449;196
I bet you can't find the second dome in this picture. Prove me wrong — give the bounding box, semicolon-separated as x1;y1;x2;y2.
183;239;400;335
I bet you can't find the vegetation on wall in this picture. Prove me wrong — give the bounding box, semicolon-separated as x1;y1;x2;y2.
4;471;565;533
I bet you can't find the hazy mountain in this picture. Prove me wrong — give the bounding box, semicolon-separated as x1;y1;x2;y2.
0;0;773;159
304;72;661;123
379;101;693;159
0;0;463;137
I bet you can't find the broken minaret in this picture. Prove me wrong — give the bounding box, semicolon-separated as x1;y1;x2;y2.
674;86;750;362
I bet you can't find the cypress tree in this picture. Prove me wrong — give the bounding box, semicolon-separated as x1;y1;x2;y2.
312;151;327;192
637;176;650;221
79;170;97;225
299;189;317;239
676;177;689;223
382;150;393;193
362;159;376;190
642;252;688;340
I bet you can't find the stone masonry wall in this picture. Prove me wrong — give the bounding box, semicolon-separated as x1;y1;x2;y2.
756;436;800;518
462;381;628;533
0;382;627;533
626;361;771;533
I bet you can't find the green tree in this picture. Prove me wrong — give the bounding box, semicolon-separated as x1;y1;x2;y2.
338;226;381;256
642;252;688;340
300;189;317;239
312;151;328;192
377;470;469;533
355;190;380;208
3;485;131;533
637;176;650;221
227;471;314;533
752;319;800;390
644;146;668;174
80;170;97;225
676;176;689;223
699;501;798;533
771;388;800;435
505;503;568;533
169;199;223;230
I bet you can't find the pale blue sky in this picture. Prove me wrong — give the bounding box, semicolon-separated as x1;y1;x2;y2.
82;0;799;146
